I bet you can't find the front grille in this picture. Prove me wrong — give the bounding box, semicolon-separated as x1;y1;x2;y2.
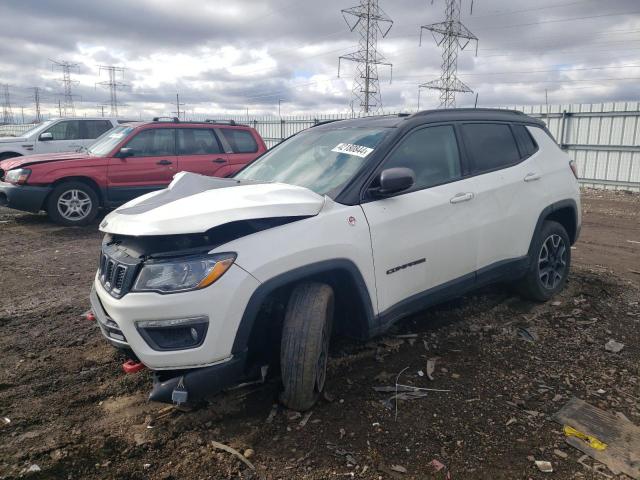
98;246;140;298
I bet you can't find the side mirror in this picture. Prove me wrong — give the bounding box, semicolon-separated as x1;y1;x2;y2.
373;167;415;196
118;147;133;158
39;132;53;141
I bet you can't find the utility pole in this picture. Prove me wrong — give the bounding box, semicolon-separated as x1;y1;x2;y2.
2;84;14;124
58;100;62;117
33;87;42;122
338;0;393;115
172;93;186;120
51;59;79;116
419;0;478;108
97;66;127;116
97;105;106;117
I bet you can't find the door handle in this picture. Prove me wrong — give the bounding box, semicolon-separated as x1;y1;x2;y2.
156;159;173;166
212;158;226;164
524;172;541;182
450;192;474;204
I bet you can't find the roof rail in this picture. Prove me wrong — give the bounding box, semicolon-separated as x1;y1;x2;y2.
204;119;237;126
153;116;180;122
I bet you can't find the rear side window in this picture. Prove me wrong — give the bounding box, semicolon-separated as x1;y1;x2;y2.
461;123;521;174
178;128;222;155
512;124;538;158
125;129;175;157
220;128;258;153
382;125;462;191
82;120;113;139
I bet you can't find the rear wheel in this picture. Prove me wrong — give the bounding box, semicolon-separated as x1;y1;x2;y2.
517;220;571;301
46;181;99;226
280;282;334;411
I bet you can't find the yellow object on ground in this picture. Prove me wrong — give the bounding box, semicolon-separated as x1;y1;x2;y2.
563;425;608;451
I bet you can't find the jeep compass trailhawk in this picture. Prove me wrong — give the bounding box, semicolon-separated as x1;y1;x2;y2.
89;109;580;411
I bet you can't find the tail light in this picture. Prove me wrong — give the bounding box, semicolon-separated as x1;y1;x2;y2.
569;160;579;179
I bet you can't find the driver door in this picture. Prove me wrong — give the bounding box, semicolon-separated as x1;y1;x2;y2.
36;120;83;153
360;124;478;314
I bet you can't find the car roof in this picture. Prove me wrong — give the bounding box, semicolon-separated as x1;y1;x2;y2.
313;108;545;130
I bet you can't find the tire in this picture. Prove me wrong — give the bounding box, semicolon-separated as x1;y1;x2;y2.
280;282;334;411
517;220;571;302
0;152;22;161
46;181;99;226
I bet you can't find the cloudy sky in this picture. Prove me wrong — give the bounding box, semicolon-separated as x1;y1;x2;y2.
1;0;639;120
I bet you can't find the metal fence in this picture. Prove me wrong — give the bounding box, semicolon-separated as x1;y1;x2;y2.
2;102;639;191
0;123;36;137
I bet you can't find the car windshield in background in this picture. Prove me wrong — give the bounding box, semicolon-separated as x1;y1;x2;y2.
19;120;54;137
87;126;133;156
234;127;388;196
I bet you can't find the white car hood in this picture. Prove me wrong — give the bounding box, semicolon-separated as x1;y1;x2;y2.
0;136;26;144
100;171;325;236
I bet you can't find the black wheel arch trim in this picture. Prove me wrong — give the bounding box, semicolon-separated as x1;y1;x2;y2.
231;258;376;354
528;199;580;259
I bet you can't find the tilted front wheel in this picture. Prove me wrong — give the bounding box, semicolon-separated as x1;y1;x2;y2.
280;282;334;411
517;220;571;302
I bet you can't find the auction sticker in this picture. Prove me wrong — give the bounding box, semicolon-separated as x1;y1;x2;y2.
331;143;374;158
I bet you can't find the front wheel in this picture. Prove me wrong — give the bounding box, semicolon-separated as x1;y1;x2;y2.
280;282;334;411
46;181;99;226
517;220;571;302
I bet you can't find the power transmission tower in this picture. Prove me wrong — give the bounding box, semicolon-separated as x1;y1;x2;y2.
33;87;42;122
419;0;478;108
97;66;128;116
338;0;393;115
172;93;186;120
2;84;14;123
51;60;79;116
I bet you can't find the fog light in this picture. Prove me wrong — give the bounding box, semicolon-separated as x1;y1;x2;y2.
136;316;208;351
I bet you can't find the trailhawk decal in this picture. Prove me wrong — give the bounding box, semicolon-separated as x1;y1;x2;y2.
386;258;426;275
331;143;374;158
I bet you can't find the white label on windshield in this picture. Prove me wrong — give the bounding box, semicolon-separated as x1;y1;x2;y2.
331;143;374;158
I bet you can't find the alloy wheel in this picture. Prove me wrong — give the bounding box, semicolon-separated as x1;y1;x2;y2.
57;189;92;221
538;234;567;290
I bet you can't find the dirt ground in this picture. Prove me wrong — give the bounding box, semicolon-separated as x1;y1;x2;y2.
0;188;638;480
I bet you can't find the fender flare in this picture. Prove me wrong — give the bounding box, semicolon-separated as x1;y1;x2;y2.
528;199;579;258
231;258;376;354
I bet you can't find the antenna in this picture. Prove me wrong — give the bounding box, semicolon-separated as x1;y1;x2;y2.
419;0;478;108
2;84;14;124
51;60;80;116
338;0;393;115
97;66;128;117
172;93;186;120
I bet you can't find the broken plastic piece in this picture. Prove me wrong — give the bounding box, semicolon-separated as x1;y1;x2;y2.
171;376;188;405
564;425;608;451
122;359;145;374
84;311;96;322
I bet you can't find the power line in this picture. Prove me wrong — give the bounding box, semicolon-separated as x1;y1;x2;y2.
338;0;394;114
470;9;640;31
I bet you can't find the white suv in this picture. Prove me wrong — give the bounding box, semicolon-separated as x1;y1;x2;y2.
0;117;120;160
90;109;581;411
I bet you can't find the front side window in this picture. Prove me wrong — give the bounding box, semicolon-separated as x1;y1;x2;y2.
82;120;113;139
124;129;175;157
178;129;221;155
461;123;521;174
219;128;258;153
235;127;388;196
43;120;82;140
381;125;462;191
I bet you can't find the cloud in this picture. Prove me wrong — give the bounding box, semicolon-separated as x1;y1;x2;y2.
0;0;639;118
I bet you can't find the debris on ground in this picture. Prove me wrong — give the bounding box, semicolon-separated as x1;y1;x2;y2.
265;404;278;424
553;398;640;479
604;339;625;353
211;440;255;470
535;460;553;472
517;326;539;342
426;357;438;380
428;459;451;479
553;448;568;459
390;464;407;473
298;411;313;428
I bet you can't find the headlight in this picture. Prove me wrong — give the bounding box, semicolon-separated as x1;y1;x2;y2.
5;168;31;185
132;253;236;294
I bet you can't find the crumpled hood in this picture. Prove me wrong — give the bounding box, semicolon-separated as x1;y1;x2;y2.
100;171;325;236
0;152;90;171
0;136;27;144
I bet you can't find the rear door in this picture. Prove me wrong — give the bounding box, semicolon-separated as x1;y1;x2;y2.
35;120;83;153
459;122;546;272
106;128;178;203
216;127;262;175
176;127;230;177
79;120;114;148
360;124;478;314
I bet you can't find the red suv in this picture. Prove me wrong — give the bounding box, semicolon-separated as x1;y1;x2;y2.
0;118;267;225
